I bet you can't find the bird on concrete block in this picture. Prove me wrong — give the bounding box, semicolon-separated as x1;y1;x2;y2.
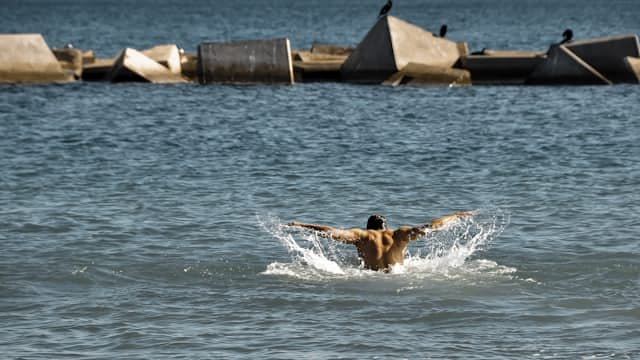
439;24;448;38
378;0;392;18
561;28;573;44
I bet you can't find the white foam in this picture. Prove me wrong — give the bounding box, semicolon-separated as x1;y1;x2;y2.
259;209;511;281
71;265;88;275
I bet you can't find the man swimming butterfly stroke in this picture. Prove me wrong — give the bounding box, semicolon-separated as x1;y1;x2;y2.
288;211;474;271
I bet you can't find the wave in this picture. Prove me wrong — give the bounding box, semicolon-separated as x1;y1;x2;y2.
259;208;512;281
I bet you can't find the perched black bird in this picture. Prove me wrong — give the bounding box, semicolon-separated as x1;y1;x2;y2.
378;0;392;18
439;24;448;38
561;28;573;44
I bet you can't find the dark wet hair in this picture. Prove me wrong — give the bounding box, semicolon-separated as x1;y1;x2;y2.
367;214;388;230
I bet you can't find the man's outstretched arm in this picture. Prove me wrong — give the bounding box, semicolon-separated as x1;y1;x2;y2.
287;221;361;244
429;211;475;229
395;211;476;242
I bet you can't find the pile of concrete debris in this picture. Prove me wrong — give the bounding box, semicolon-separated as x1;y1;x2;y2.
2;16;639;86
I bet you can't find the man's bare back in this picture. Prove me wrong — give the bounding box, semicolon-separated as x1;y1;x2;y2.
288;211;473;271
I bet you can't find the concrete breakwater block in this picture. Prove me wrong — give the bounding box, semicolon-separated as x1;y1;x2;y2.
294;51;348;63
293;61;343;83
82;49;96;64
341;16;467;83
292;50;347;82
141;44;182;75
53;48;83;79
198;38;294;84
108;48;187;83
565;34;640;83
0;34;71;83
461;52;545;85
180;53;199;81
526;45;611;85
310;43;353;56
292;47;346;82
481;50;545;57
623;57;640;82
382;62;470;86
82;57;116;81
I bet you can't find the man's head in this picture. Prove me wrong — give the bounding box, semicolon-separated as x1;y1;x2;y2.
367;214;388;230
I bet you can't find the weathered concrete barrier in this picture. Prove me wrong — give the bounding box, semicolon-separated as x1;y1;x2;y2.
383;62;471;86
198;38;294;84
565;34;640;83
0;34;72;83
623;56;640;83
460;50;545;85
141;44;182;75
108;48;187;83
53;48;83;79
526;45;611;85
341;16;467;83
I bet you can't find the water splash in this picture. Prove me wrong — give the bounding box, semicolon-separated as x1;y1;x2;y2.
71;265;88;275
259;216;348;278
259;208;511;281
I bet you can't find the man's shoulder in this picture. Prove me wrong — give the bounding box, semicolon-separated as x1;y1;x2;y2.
390;226;416;241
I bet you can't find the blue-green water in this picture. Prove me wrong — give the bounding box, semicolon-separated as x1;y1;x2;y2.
2;1;640;359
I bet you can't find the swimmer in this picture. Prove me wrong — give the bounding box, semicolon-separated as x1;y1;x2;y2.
288;211;474;271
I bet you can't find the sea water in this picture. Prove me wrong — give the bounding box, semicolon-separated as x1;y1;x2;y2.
1;0;640;359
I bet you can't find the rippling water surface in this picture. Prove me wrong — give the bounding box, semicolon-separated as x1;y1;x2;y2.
2;1;640;359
